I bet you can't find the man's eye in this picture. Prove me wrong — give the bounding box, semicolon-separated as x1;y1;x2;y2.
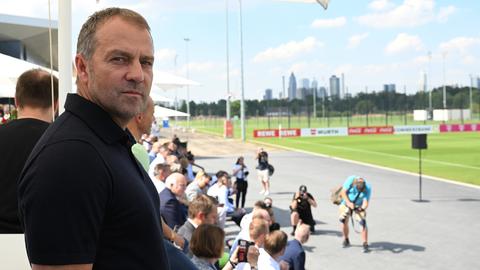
142;60;153;67
112;57;127;63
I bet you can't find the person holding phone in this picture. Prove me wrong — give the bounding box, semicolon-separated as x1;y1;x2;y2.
190;224;259;270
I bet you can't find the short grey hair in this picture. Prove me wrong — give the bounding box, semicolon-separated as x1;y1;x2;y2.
76;7;151;60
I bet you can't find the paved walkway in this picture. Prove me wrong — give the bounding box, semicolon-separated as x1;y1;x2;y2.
176;128;480;270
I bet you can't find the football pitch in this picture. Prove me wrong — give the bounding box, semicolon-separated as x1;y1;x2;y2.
181;118;479;185
252;133;480;186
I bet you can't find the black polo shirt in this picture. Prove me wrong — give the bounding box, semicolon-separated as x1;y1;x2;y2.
0;118;49;233
18;94;169;269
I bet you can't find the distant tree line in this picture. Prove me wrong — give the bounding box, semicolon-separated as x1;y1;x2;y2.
178;86;479;118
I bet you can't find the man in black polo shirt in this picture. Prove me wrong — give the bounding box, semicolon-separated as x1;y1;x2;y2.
0;69;58;233
17;8;168;270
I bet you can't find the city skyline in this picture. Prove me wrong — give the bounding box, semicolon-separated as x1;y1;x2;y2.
2;0;480;103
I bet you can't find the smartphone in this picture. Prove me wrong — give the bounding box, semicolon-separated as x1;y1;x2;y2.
237;239;249;263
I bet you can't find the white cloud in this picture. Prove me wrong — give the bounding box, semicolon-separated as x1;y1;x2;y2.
253;37;322;63
413;55;431;65
368;0;395;11
179;61;217;74
154;49;177;62
334;64;353;75
311;17;346;28
287;61;326;77
439;37;480;54
348;33;369;49
385;33;424;54
357;0;455;28
437;6;456;23
439;37;480;64
274;0;318;3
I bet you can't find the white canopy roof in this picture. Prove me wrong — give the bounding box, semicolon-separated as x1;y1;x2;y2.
154;105;189;118
153;70;200;91
0;53;58;98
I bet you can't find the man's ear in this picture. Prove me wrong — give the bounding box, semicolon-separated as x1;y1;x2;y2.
53;101;59;114
75;54;89;84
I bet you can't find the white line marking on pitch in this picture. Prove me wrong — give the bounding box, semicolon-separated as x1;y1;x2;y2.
251;139;480;190
290;139;480;171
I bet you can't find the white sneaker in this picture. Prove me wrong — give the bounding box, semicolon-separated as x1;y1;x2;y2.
264;190;270;196
259;190;265;194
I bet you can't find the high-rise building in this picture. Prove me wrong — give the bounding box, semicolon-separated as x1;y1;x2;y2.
263;89;273;100
420;70;427;92
318;86;327;98
300;78;310;89
475;76;480;89
311;78;318;93
288;72;297;101
329;75;340;98
383;84;396;93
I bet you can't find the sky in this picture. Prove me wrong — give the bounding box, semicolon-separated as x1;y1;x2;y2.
2;0;480;102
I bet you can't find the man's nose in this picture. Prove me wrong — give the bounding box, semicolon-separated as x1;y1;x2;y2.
126;60;145;83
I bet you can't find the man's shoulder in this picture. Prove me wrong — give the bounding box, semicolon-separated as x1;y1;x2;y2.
178;220;194;232
159;188;175;200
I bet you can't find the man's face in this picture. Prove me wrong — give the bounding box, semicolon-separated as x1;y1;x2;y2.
77;17;154;127
172;176;187;196
202;208;218;225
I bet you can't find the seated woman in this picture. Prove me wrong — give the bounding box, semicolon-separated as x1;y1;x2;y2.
190;224;259;270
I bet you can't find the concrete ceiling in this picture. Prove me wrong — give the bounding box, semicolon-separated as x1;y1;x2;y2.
0;13;58;70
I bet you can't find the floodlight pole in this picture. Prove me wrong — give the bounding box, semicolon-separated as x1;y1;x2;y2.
418;148;423;202
427;51;432;117
184;37;191;130
238;0;246;142
225;0;231;121
58;0;72;115
442;52;447;110
469;74;473;118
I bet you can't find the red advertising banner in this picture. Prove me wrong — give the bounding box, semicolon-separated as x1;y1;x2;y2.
348;126;394;135
439;123;480;133
253;128;300;138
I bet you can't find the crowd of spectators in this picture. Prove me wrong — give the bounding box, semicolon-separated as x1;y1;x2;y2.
134;128;313;270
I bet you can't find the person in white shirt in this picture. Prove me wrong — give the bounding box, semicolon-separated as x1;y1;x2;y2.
235;217;269;270
207;170;234;228
258;230;289;270
149;143;170;178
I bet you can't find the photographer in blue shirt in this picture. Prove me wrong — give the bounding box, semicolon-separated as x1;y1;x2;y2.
339;176;372;252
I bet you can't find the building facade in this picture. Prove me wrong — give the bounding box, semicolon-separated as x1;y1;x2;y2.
329;75;340;98
288;72;297;101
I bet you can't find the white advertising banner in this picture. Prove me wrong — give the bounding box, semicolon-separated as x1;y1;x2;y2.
300;127;348;137
394;125;435;134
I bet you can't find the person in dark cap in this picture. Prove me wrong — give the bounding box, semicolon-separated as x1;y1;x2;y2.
289;185;317;235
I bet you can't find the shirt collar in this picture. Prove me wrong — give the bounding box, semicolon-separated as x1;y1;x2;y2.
64;93;133;145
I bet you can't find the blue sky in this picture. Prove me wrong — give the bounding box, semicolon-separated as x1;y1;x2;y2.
4;0;480;102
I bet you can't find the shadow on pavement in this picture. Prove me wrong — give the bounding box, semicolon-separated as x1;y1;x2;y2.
302;244;317;253
369;241;426;253
315;229;342;237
